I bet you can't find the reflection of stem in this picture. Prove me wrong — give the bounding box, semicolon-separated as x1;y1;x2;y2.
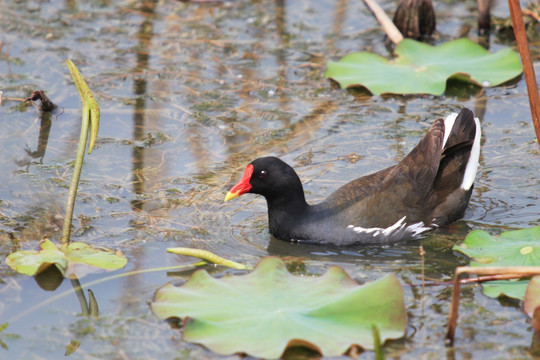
70;277;100;317
25;112;52;161
419;245;425;317
8;262;206;324
61;108;90;245
130;7;155;211
70;278;89;316
88;289;99;317
329;0;347;56
477;0;491;33
36;113;52;160
477;0;491;48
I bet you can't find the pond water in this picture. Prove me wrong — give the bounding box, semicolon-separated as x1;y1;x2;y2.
1;0;539;359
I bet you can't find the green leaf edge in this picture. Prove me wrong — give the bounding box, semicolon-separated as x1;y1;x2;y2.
325;38;523;96
152;257;406;358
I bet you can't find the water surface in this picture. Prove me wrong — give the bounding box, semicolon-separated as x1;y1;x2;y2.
1;0;539;359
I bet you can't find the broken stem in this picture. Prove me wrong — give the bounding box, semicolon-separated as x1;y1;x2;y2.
363;0;404;44
507;0;540;146
446;266;540;345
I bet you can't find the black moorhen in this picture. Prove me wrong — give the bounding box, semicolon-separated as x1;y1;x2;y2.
225;108;481;245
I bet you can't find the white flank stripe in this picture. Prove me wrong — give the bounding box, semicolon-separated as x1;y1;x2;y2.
347;216;431;238
460;116;481;190
442;112;458;149
347;219;403;235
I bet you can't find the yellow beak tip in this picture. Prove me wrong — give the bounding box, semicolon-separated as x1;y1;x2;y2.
224;191;239;202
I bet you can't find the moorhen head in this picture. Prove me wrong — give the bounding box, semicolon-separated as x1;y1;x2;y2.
225;108;481;246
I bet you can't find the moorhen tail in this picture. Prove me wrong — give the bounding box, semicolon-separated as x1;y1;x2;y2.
225;108;481;245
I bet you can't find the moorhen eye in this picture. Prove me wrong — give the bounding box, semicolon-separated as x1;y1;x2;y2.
225;108;480;246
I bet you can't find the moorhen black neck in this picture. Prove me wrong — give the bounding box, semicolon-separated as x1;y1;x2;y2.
225;108;481;245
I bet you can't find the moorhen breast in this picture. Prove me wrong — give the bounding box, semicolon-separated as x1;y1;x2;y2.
225;108;481;245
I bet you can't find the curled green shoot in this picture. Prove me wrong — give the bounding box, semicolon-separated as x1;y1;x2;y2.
61;60;100;245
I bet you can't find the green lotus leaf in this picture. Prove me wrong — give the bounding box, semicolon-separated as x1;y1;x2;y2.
325;38;523;95
453;226;540;300
6;238;127;278
151;257;406;358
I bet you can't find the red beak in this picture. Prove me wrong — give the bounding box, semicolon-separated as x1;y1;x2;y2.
224;164;253;201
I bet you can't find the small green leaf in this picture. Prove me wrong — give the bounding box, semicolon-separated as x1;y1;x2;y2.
6;238;68;276
151;257;406;358
453;226;540;300
88;289;99;317
64;242;127;270
42;238;60;251
325;38;523;95
6;238;127;278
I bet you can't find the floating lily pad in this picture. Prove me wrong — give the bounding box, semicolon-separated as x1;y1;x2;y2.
453;226;540;300
151;257;406;358
325;38;523;95
6;238;127;279
481;279;530;300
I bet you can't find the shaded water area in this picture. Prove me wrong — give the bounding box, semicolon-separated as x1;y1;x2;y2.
1;0;540;358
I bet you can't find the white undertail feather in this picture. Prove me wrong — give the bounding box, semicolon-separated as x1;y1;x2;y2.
442;112;458;149
460;116;481;190
442;112;481;191
407;221;433;236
